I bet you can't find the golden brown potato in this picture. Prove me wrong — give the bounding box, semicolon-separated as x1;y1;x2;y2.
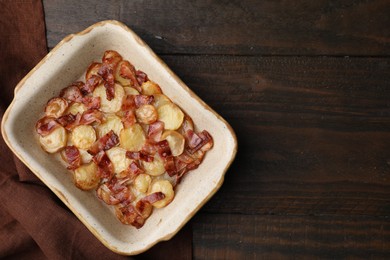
124;86;140;95
135;104;158;124
45;97;68;118
149;180;174;208
39;126;67;153
93;83;125;113
96;114;123;138
141;155;165;176
161;130;185;156
157;103;184;130
141;81;162;95
73;162;100;190
71;125;96;150
153;94;171;109
119;123;146;152
106;147;132;174
134;174;152;193
65;102;87;116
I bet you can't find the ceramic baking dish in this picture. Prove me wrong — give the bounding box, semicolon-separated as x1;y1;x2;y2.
1;20;237;255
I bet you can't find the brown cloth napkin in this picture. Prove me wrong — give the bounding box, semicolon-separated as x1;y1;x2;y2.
0;1;192;259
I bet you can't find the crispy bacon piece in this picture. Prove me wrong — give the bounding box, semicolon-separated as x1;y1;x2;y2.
134;95;154;108
119;61;141;91
125;151;154;162
121;95;136;111
98;63;115;101
121;110;136;128
96;184;120;205
97;176;134;205
147;121;164;142
80;75;102;95
88;130;119;155
92;151;114;179
79;109;103;125
57;113;81;130
115;204;145;228
187;130;213;154
154;140;177;176
64;146;81;170
86;62;102;80
136;70;148;85
35;116;61;136
81;96;101;110
141;140;158;155
60;83;83;102
135;192;165;219
155;140;172;158
141;192;165;205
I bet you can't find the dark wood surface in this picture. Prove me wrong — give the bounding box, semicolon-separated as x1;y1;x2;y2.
43;0;390;258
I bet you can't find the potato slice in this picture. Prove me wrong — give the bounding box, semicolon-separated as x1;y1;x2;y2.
71;125;96;150
157;103;184;130
153;94;171;109
134;174;152;193
96;114;123;138
73;162;99;190
141;155;165;176
124;86;140;95
93;83;125;113
149;180;174;208
119;123;146;152
65;102;87;116
106;147;132;174
135;104;158;124
39;126;67;153
45;97;68;118
141;81;162;95
79;149;93;164
161;130;185;156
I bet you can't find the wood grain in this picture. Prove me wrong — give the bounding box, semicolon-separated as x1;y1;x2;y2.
192;213;390;259
43;0;390;55
159;55;390;216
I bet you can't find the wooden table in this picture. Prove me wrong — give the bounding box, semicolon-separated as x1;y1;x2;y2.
43;1;390;258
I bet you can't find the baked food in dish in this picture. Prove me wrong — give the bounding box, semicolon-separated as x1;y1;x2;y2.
35;50;213;228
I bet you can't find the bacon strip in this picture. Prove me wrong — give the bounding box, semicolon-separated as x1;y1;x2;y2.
121;110;136;128
86;62;102;80
125;151;154;162
141;192;165;204
80;75;102;95
134;95;154;108
119;61;141;91
64;146;81;170
121;95;136;111
187;130;213;154
60;83;83;102
98;63;115;100
147;121;164;142
35;116;60;136
81;96;101;110
92;151;114;179
154;140;177;176
115;204;145;228
136;70;148;85
57;113;81;130
88;130;119;155
79;109;103;125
